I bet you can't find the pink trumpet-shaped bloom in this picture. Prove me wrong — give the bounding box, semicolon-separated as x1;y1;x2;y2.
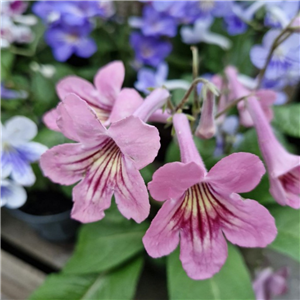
225;66;276;127
40;88;169;223
247;97;300;209
43;61;142;130
143;113;277;280
253;267;289;300
195;89;216;139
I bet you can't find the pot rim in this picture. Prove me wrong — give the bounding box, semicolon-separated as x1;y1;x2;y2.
5;207;74;224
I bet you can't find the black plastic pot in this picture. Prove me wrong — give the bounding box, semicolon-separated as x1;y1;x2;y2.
7;208;80;242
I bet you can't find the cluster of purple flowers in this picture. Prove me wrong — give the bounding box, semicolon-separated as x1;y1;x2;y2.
131;1;253;94
132;1;300;96
32;1;115;61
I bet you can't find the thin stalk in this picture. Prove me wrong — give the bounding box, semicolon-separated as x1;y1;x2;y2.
175;78;211;112
215;94;254;119
191;46;199;110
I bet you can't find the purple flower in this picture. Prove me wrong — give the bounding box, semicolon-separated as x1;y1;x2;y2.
33;1;115;25
130;32;172;67
1;116;48;186
253;267;289;300
134;63;168;94
45;22;97;62
1;83;27;100
224;4;248;35
141;6;177;38
250;29;300;80
265;1;300;28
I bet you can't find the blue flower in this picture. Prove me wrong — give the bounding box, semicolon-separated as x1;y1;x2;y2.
1;178;27;209
1;83;27;100
45;22;97;62
130;32;172;67
224;4;248;36
250;29;300;80
264;1;300;28
33;1;115;25
135;63;168;94
181;18;231;49
1;116;48;186
141;6;177;37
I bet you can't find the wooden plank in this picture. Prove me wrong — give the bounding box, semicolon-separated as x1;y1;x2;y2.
1;210;74;270
1;250;46;300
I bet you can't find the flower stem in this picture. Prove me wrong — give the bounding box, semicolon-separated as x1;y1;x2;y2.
215;93;254;119
175;77;212;112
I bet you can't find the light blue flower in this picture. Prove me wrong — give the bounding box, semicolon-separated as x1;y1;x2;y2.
1;178;27;209
181;17;231;49
1;116;48;186
135;63;168;94
250;29;300;81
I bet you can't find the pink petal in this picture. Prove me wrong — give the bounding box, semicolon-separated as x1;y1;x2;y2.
178;186;228;280
237;101;254;127
247;97;300;177
217;193;277;247
143;197;182;257
71;139;123;223
180;227;228;280
269;177;287;206
114;157;150;223
56;102;80;142
195;90;216;139
56;76;101;107
108;88;143;123
40;143;97;185
148;162;205;201
43;108;60;132
148;109;171;123
108;116;160;170
206;152;265;194
133;88;170;122
94;61;125;107
71;179;112;223
57;94;108;146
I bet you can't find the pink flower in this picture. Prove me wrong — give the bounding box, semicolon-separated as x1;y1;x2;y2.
143;113;277;280
253;267;289;300
247;97;300;209
195;89;216;139
40;88;169;223
43;61;141;130
225;66;276;127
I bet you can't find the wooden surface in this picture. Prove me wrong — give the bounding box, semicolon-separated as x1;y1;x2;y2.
1;210;74;270
1;250;46;300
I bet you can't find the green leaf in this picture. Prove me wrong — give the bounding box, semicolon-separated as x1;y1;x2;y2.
268;206;300;262
235;128;261;157
167;244;255;300
63;207;148;274
1;50;15;80
29;256;143;300
34;127;66;148
31;72;57;114
273;104;300;138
